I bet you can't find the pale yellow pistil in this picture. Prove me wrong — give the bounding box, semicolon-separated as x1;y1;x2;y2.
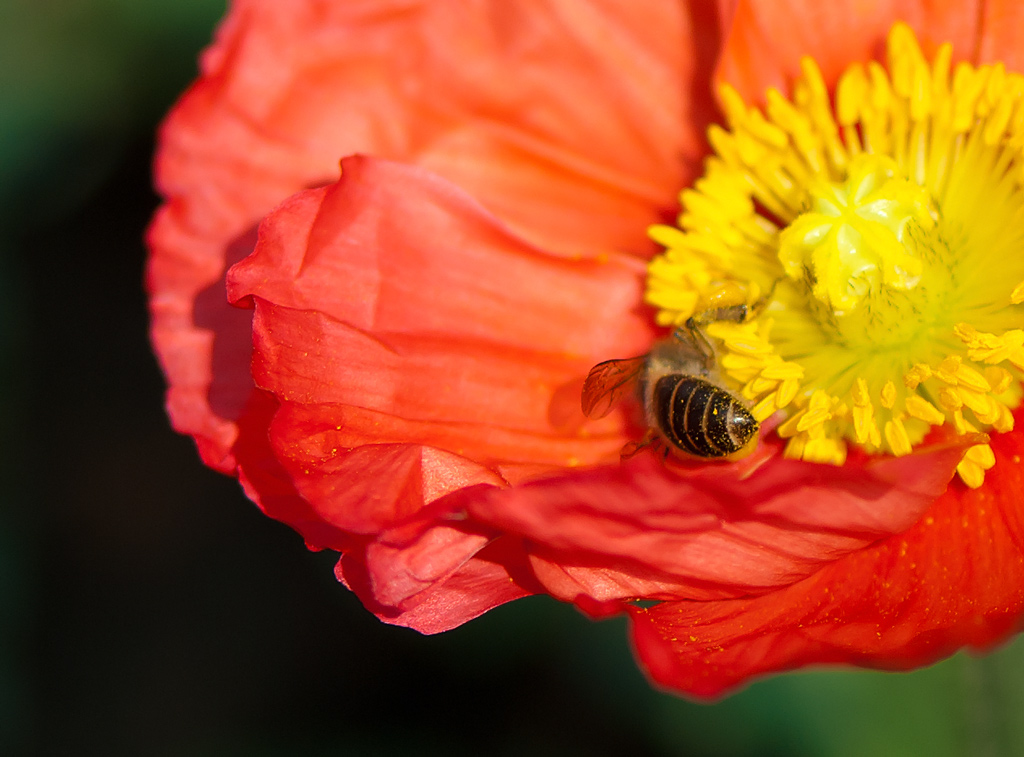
645;22;1024;487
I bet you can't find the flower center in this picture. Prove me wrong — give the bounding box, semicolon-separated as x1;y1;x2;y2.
645;23;1024;487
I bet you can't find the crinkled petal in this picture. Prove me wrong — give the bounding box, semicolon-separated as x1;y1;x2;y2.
337;533;541;634
193;0;710;259
233;389;354;550
527;550;703;603
228;155;652;508
629;420;1024;699
228;155;651;360
147;0;721;471
467;437;975;602
223;154;654;629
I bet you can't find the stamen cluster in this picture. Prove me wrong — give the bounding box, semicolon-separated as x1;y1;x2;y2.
646;23;1024;486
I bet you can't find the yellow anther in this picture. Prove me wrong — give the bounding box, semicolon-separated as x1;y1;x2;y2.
717;84;750;129
985;64;1007;112
719;352;766;375
959;328;1024;366
783;435;806;459
994;403;1015;433
956;442;996;489
880;380;897;409
957;458;986;489
904;364;933;389
747;375;778;397
935;356;962;384
837;65;869;126
904;395;946;425
974;400;1003;427
852;377;871;406
761;362;805;380
888;23;931;120
954;363;991;393
985;366;1013;394
706;281;756;310
884;417;913;456
648;225;691;249
938;387;963;411
775;377;800;408
966;442;996;468
951;63;984;131
931;43;952;100
852;402;881;446
954;322;980;343
958;387;994;418
751;394;779;422
720;335;770;356
799;55;829;101
802;436;848;465
776;410;806;439
797;406;832;432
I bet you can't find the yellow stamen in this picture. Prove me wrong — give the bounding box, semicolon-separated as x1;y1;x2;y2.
645;22;1024;487
905;395;946;425
884;417;913;457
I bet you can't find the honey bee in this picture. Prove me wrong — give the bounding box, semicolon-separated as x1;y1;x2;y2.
581;304;759;460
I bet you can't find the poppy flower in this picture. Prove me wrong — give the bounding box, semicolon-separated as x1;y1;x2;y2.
147;0;1024;698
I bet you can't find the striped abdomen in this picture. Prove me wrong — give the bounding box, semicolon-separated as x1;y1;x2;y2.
652;375;758;458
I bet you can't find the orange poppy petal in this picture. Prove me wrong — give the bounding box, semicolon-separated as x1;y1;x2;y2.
232;389;355;550
337;534;541;634
977;0;1024;71
228;155;652;482
466;437;973;602
148;0;718;473
629;416;1024;699
716;0;983;102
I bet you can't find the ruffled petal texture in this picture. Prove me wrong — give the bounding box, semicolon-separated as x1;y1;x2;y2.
147;0;720;472
466;437;975;604
630;416;1024;699
227;154;652;628
227;155;653;472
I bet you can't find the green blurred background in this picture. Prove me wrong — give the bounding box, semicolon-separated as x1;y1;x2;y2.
2;1;1023;754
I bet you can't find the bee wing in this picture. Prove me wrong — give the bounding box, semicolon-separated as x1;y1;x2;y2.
581;356;645;419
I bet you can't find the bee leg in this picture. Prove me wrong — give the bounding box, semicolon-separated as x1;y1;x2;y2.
695;278;781;326
675;280;780;369
673;317;718;370
620;428;659;460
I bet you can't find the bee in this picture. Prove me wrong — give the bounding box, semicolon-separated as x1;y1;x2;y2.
581;303;759;460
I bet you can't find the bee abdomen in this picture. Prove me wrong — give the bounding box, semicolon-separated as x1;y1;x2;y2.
653;376;758;458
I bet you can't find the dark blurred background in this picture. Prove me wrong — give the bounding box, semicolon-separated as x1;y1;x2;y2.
3;2;1024;755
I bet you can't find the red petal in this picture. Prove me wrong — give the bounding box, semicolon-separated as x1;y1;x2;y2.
148;0;723;470
977;0;1024;71
337;534;542;634
233;390;354;550
629;426;1024;699
222;155;653;630
228;155;652;492
716;0;983;103
466;437;974;602
228;156;650;358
